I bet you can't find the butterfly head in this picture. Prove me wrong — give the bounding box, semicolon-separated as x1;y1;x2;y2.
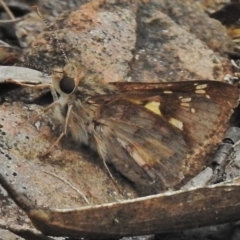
52;61;85;96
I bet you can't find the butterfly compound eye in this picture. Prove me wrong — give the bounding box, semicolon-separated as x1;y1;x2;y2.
59;76;75;94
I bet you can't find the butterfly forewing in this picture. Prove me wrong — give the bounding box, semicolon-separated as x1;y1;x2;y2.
87;80;239;194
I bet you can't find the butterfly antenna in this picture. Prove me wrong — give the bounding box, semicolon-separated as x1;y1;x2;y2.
33;6;69;63
22;60;50;74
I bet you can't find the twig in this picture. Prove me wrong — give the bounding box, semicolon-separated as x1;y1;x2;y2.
0;223;55;240
0;0;15;20
43;171;91;205
0;17;24;25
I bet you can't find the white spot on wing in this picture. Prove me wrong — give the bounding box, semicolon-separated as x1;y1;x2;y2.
117;138;146;167
195;90;206;94
196;84;207;90
181;98;191;103
181;103;190;107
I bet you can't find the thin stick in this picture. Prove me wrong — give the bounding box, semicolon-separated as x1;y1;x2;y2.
0;0;15;20
43;171;90;205
0;17;23;24
0;223;55;240
15;83;52;89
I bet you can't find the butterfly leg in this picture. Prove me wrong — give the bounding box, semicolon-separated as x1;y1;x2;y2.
17;86;59;127
91;129;123;194
102;158;123;194
40;104;73;157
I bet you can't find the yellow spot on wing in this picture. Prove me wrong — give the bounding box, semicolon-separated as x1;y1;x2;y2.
169;118;183;130
128;99;144;105
144;101;161;115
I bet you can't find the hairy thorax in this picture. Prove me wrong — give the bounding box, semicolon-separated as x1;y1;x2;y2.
58;74;117;147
